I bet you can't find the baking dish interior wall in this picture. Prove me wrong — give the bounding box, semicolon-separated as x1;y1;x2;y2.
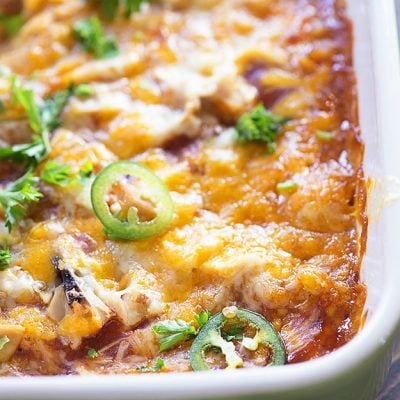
347;0;383;318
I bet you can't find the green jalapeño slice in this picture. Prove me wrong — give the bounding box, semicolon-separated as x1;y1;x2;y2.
189;307;286;371
91;161;174;240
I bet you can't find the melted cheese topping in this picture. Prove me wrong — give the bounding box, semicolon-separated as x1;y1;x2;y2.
0;0;366;374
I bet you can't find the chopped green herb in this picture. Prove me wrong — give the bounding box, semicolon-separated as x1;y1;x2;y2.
0;135;47;167
11;74;70;137
0;335;9;350
0;241;11;271
40;161;74;187
100;0;119;20
99;0;151;19
78;161;94;184
41;160;94;187
74;83;93;97
73;17;119;59
0;78;74;228
10;75;42;134
39;86;75;132
276;180;298;194
152;319;196;352
0;170;42;231
137;357;164;373
87;348;99;359
235;104;288;153
221;324;244;341
4;78;75;167
0;15;24;37
194;310;212;329
315;130;334;141
124;0;151;17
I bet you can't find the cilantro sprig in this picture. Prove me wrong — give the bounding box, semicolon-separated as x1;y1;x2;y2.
40;160;93;187
152;320;196;352
235;104;288;154
87;348;99;359
73;17;119;59
40;161;74;187
0;241;11;271
152;310;212;352
12;79;84;136
194;310;211;329
10;75;43;134
39;85;75;133
0;136;47;167
99;0;151;20
137;357;164;373
0;171;42;232
100;0;119;20
0;15;24;37
77;161;94;184
0;76;86;230
1;79;77;167
74;83;93;98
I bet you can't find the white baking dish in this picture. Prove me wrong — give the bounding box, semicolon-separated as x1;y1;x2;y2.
2;1;400;399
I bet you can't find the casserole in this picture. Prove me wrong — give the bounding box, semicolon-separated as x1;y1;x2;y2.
0;0;399;398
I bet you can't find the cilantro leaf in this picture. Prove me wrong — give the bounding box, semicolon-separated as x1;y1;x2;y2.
74;83;93;98
39;86;74;132
194;310;211;329
73;17;119;59
0;77;75;228
235;104;288;153
0;135;47;167
40;160;94;187
10;75;42;134
100;0;119;20
40;161;74;187
0;170;42;231
315;130;334;141
0;241;11;271
152;320;196;352
98;0;151;19
0;335;9;350
137;357;164;373
124;0;151;17
6;75;50;166
0;15;24;37
11;75;74;134
87;348;99;359
77;161;94;184
3;78;75;167
276;180;298;194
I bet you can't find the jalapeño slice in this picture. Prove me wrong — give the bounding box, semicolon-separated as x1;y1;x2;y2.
190;307;286;371
91;161;174;240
